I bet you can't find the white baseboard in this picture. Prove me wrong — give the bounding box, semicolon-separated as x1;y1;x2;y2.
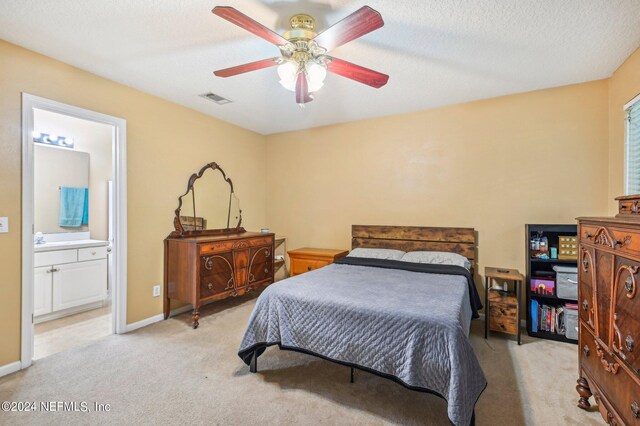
125;313;163;332
0;361;21;378
124;305;193;333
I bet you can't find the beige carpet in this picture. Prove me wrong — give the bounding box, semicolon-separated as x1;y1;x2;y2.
0;293;603;425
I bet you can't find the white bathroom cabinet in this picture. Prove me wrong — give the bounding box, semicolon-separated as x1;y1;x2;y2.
34;245;108;322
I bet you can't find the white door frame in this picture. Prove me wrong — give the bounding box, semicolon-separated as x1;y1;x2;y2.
21;93;128;368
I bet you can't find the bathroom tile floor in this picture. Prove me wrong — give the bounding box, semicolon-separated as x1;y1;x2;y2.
34;303;112;360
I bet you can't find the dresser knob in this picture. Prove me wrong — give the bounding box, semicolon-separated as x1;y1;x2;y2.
91;251;96;255
582;258;589;269
625;276;634;294
585;232;593;240
632;401;640;419
264;268;269;274
307;266;312;271
207;283;213;290
626;335;635;353
583;345;590;356
582;299;588;311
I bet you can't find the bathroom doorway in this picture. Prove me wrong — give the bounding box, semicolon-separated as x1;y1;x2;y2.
21;94;127;367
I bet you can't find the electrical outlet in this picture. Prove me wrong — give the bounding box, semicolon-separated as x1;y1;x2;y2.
153;285;161;297
0;217;8;233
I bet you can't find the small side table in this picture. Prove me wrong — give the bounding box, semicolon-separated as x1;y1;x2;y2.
288;247;348;277
484;267;523;345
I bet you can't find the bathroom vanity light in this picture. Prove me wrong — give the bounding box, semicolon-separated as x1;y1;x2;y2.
32;131;75;149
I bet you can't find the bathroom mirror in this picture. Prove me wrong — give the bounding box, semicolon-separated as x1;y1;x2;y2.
171;162;244;237
34;145;90;233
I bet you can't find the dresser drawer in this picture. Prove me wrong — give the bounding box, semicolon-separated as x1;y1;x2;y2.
78;246;108;262
488;302;518;335
579;247;595;288
291;258;329;276
580;323;640;426
199;236;274;255
581;223;640;257
578;275;596;331
34;249;77;267
200;272;234;299
249;245;273;266
248;261;273;285
580;324;607;381
200;252;235;276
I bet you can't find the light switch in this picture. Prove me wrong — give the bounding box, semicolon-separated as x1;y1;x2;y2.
0;217;8;233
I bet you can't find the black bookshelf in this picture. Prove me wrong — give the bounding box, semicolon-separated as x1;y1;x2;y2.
525;224;578;344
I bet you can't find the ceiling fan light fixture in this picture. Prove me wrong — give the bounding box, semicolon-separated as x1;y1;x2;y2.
277;60;326;93
211;6;388;105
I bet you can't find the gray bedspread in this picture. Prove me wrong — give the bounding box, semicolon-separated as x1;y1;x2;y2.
238;261;487;426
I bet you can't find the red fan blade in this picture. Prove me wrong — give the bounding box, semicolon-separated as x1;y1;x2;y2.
313;6;383;52
295;72;312;104
326;57;389;88
212;6;288;46
214;57;279;77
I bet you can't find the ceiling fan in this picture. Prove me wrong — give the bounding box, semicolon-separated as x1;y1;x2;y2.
211;5;389;105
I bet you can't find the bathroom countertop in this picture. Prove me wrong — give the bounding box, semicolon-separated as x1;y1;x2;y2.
34;239;110;253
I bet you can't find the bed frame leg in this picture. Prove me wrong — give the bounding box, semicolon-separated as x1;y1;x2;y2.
350;367;354;383
249;351;257;374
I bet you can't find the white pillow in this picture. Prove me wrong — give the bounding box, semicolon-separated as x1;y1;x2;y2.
400;251;471;270
347;248;405;260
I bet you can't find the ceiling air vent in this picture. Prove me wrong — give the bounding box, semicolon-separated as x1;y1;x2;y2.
200;92;232;105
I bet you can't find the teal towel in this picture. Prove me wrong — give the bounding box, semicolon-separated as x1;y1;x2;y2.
59;187;89;227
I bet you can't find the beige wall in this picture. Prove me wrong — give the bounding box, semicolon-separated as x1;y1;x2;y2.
608;48;640;213
34;109;113;240
0;40;267;366
266;81;611;297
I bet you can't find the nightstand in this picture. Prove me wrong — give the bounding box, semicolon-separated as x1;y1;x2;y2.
484;267;523;345
288;247;349;277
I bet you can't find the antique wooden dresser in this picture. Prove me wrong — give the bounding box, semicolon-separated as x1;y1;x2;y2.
577;195;640;424
163;162;275;328
164;232;274;328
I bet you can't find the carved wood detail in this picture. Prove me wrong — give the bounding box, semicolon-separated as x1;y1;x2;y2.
232;240;249;249
595;340;620;374
576;377;592;410
593;227;616;248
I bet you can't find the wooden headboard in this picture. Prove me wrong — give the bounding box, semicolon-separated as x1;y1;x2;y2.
352;225;477;268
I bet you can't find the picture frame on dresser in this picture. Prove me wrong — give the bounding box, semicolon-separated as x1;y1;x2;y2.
525;224;579;344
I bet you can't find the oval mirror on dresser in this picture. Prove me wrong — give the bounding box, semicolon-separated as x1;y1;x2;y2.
171;162;244;237
164;162;274;329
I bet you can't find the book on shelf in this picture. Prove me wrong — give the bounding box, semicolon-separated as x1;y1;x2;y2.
530;301;566;335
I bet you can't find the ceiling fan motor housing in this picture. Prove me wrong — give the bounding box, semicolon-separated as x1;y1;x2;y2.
284;14;316;41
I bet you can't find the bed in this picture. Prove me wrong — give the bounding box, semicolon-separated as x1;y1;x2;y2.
238;225;487;426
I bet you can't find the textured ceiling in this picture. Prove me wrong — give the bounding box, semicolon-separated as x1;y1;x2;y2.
1;1;639;135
